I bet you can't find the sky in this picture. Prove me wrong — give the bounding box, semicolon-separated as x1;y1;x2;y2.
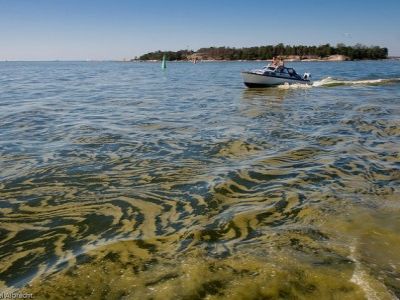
0;0;399;60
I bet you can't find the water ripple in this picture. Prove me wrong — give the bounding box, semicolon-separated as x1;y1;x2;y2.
1;61;400;298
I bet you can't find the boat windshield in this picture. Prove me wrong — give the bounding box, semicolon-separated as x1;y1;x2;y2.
264;65;299;75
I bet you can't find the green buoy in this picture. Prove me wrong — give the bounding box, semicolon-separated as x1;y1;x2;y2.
161;54;167;69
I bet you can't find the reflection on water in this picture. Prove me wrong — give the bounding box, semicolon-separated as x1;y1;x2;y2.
1;61;400;299
241;87;290;101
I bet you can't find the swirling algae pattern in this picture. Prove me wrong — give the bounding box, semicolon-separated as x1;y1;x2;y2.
0;61;400;299
2;139;399;299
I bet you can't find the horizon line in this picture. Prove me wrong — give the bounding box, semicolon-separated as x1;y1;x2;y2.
2;58;400;62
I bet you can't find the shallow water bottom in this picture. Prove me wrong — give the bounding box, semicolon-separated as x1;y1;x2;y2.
1;61;400;299
17;203;400;300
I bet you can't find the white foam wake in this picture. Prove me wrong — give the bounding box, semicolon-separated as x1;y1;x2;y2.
276;77;400;89
277;82;312;89
312;76;400;87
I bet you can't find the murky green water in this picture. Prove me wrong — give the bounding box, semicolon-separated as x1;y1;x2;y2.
1;61;400;299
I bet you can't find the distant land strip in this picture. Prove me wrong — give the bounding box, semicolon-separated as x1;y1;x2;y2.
134;43;388;62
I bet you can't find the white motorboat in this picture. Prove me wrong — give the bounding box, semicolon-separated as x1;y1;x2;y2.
242;64;312;87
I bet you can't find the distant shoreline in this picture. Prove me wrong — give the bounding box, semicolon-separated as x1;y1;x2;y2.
136;44;389;62
1;58;398;63
129;58;393;63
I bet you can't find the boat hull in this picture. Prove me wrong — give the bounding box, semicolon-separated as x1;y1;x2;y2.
242;72;311;87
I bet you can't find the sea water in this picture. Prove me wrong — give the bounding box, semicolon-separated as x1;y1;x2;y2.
0;60;400;299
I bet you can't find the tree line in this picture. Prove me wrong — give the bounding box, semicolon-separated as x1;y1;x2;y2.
136;43;388;61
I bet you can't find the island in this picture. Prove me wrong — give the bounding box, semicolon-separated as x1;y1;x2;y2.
133;43;388;62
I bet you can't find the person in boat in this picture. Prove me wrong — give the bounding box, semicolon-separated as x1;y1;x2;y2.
270;57;278;68
275;57;285;72
278;57;285;67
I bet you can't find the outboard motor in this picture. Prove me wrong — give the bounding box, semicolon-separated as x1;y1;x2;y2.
303;73;311;80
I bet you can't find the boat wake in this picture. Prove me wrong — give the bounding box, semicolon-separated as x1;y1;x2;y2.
277;77;400;89
277;83;312;89
313;76;400;87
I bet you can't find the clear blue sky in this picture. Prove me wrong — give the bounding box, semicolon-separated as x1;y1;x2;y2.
1;0;399;60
